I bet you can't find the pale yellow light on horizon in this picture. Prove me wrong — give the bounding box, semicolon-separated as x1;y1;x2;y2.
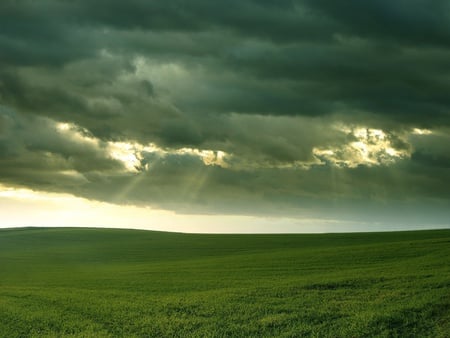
0;184;346;233
1;185;440;233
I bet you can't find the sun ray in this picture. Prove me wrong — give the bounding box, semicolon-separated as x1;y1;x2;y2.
112;172;148;204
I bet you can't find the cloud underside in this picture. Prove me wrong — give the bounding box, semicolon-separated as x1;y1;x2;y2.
1;0;449;223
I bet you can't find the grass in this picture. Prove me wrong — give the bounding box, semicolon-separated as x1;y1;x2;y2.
0;227;449;337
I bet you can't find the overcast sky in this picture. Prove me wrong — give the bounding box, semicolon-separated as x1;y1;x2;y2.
1;0;449;232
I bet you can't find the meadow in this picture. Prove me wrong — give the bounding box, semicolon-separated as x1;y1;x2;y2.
0;227;449;337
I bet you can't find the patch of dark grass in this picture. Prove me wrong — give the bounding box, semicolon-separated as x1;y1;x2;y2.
304;277;388;290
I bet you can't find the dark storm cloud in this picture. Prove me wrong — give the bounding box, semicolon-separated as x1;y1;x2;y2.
0;0;449;224
304;0;450;47
0;107;124;191
410;130;450;169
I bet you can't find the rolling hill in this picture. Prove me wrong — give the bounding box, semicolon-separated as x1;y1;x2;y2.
0;227;449;337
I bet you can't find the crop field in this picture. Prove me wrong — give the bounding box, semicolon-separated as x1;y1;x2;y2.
0;227;449;337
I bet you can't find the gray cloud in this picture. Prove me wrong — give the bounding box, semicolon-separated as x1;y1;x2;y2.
0;107;124;191
304;0;450;47
0;1;449;226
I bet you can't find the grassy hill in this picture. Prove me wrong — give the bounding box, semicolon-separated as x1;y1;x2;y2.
0;227;449;337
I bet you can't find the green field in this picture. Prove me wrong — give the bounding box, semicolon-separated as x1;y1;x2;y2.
0;228;449;337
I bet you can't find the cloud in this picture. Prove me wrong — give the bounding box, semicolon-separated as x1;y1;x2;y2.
0;1;449;226
304;0;450;47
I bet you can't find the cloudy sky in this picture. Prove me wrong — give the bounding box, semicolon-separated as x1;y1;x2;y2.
1;0;449;232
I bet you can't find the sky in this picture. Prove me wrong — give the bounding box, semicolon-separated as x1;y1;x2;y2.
0;0;449;233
